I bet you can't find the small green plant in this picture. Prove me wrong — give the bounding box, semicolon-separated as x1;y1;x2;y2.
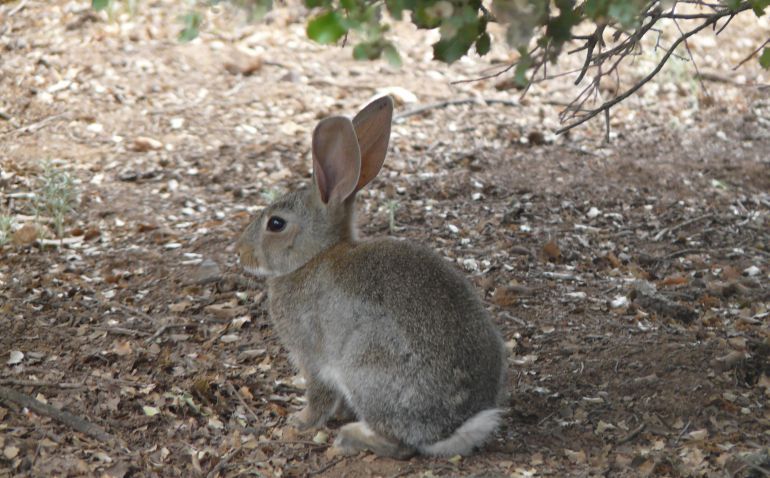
34;162;78;239
0;216;12;246
386;199;400;234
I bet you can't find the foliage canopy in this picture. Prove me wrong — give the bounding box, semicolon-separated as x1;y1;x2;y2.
92;0;769;131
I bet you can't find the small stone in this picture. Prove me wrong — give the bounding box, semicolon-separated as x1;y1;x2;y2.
131;136;163;152
743;266;761;277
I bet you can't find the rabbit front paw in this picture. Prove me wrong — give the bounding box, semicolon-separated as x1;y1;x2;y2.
287;406;322;431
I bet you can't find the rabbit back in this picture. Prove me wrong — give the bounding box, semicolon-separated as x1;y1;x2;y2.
267;238;505;448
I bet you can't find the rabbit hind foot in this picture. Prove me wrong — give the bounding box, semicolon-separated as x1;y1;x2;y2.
333;421;416;460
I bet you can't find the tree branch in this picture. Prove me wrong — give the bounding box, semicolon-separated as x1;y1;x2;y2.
556;4;751;135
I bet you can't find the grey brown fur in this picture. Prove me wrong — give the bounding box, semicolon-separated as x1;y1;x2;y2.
237;97;506;458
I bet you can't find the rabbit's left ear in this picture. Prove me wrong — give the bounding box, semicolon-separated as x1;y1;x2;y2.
312;116;361;204
352;96;393;192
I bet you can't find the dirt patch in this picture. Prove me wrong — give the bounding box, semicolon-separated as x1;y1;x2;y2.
1;1;769;477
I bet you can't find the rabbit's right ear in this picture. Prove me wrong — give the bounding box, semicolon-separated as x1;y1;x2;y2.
312;116;362;205
352;96;393;192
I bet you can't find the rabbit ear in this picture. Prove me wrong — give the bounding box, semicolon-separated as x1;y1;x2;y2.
352;96;393;192
312;116;362;204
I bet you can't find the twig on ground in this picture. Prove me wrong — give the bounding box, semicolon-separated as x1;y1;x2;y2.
394;99;519;121
113;303;155;322
653;213;714;241
0;385;114;443
308;457;345;476
617;423;646;444
144;323;195;344
674;419;691;444
632;281;697;323
256;439;331;448
225;381;261;426
98;326;152;337
537;410;558;426
734;461;770;477
8;0;29;16
0;379;84;389
388;469;416;478
0;112;68;137
206;449;239;478
664;248;706;260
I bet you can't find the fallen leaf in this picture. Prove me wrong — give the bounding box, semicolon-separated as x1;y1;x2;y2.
684;429;708;441
595;420;615;434
610;295;628;309
606;252;622;268
7;350;24;365
220;334;239;343
492;286;519;307
721;265;741;280
142;406;161;417
542;239;561;261
131;136;163;152
223;53;263;76
12;223;39;245
169;301;192;313
564;448;586;464
312;431;328;444
659;275;688;287
112;340;133;356
3;445;19;460
757;373;770;395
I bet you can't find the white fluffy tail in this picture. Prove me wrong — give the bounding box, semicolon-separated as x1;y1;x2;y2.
418;408;503;456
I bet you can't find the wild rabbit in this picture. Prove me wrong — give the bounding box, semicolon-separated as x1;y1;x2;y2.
237;96;506;459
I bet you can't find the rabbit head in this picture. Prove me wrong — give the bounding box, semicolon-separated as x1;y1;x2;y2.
237;96;394;277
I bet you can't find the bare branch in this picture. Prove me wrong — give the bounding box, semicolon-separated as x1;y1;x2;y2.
556;4;751;135
733;38;770;70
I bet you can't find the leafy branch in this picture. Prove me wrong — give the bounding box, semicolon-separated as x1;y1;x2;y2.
91;0;770;133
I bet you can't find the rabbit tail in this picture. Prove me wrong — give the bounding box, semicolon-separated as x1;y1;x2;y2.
418;408;503;456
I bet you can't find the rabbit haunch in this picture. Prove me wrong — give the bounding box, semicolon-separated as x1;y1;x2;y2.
237;96;506;458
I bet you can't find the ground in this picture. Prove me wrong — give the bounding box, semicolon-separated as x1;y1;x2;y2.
0;1;769;477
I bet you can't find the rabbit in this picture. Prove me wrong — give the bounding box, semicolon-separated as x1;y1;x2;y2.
237;96;506;459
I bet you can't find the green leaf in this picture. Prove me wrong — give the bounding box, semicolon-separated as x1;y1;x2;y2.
475;32;491;55
353;42;382;60
385;0;406;20
92;0;110;10
433;15;481;63
514;52;533;87
178;11;202;42
304;0;328;7
413;3;442;29
383;43;403;66
307;11;348;44
584;0;609;18
760;47;770;69
749;0;769;15
608;1;640;28
726;0;742;11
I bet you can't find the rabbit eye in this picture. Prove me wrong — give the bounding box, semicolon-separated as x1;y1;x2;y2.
266;216;286;232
